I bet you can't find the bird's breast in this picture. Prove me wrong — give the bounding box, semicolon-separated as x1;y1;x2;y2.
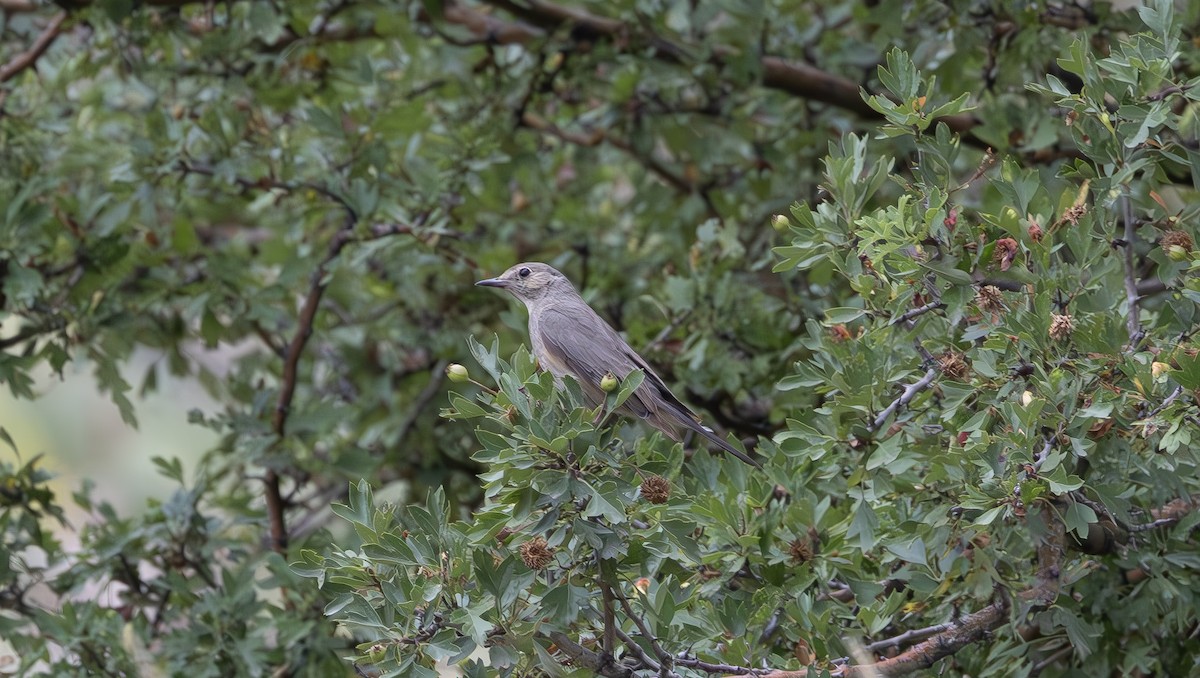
529;314;569;379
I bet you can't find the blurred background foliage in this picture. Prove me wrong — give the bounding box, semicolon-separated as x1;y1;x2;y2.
2;0;1200;676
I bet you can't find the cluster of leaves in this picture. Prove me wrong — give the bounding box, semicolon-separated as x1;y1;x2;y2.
305;3;1200;677
1;0;1199;676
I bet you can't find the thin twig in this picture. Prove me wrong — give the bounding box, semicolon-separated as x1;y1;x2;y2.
643;310;692;353
1143;385;1183;420
1031;644;1073;674
863;622;954;653
519;111;720;220
1127;517;1180;533
890;301;944;326
673;655;771;675
0;318;66;350
179;161;356;216
1072;492;1129;532
0;11;66;84
613;586;675;673
395;359;450;446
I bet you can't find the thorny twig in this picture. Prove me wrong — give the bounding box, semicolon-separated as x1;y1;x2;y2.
870;368;938;433
1142;385;1183;420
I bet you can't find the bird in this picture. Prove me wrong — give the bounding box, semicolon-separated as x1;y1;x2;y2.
476;262;761;468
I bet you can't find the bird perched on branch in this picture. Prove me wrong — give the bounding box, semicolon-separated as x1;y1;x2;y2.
476;262;761;468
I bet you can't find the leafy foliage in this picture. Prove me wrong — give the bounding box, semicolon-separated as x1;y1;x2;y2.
2;0;1199;676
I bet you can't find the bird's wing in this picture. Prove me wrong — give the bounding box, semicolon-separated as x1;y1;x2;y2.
539;305;762;468
538;305;697;423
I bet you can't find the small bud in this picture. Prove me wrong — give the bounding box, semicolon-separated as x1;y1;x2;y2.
519;537;554;570
600;372;618;393
1021;390;1034;407
640;474;670;504
634;577;651;593
772;214;790;232
446;363;470;383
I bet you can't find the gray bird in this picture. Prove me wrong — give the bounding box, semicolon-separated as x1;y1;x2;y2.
476;262;760;468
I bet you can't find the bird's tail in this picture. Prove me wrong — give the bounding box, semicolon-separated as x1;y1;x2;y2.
689;420;762;468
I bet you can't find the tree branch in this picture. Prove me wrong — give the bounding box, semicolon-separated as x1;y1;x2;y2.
612;626;659;672
518;111;720;219
173;163;441;555
0;318;66;350
547;631;633;678
746;506;1066;678
0;0;40;13
862;622;953;654
613;585;675;674
889;301;944;326
1142;385;1183;420
832;598;1010;677
869;368;937;432
0;11;67;84
439;0;982;143
1029;503;1065;606
1120;196;1143;346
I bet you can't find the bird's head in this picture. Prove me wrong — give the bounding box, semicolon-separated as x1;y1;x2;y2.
475;262;572;306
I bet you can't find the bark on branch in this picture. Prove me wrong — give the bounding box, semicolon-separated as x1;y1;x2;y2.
437;0;981;140
0;11;67;84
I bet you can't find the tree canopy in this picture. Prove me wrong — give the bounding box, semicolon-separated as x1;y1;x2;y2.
2;0;1200;676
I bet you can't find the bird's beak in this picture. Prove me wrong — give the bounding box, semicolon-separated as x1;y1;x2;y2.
475;277;510;288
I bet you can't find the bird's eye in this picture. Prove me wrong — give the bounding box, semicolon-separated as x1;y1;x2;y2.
518;267;531;278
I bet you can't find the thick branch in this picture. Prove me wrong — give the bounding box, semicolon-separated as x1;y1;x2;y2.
0;11;67;84
1121;197;1142;345
835;599;1009;677
441;0;981;140
547;631;633;678
1029;503;1065;606
0;0;40;12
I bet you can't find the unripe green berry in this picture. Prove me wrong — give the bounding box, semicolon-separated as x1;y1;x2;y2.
772;214;789;232
600;372;618;393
